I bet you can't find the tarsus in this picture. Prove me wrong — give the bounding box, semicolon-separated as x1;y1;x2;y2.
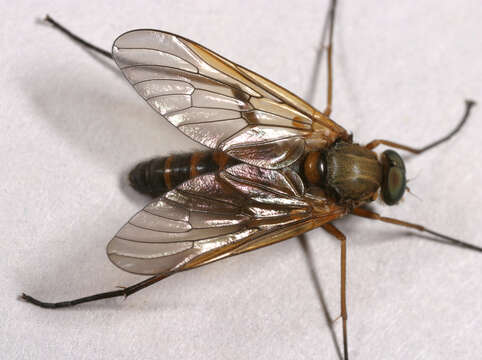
44;15;113;60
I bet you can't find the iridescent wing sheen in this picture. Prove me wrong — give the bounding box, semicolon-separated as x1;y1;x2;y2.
107;164;346;275
112;30;348;169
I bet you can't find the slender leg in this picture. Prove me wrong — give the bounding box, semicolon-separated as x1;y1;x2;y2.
44;15;113;60
21;271;173;309
352;207;481;252
322;0;337;117
366;100;475;154
322;223;349;360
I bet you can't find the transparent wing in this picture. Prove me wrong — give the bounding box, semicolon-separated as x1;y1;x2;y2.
112;30;348;169
107;164;346;275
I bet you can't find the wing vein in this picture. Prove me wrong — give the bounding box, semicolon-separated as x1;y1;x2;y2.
125;65;260;100
113;235;195;245
143;208;187;222
116;46;200;72
127;222;191;233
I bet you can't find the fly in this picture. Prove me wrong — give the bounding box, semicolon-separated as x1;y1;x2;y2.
22;2;481;359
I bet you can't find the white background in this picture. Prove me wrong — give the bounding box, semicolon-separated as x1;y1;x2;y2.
1;1;481;359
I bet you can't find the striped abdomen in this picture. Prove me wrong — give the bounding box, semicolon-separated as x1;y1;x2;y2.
129;151;239;197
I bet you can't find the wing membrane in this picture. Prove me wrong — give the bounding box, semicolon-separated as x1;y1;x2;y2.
107;164;346;275
112;30;347;169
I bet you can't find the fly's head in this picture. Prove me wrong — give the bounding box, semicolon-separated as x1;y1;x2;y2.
380;150;406;205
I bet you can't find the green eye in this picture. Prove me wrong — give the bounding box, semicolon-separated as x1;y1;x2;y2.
381;150;406;205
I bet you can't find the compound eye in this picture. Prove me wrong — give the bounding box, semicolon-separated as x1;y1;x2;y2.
381;150;406;205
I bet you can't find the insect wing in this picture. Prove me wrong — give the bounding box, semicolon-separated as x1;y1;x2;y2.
107;163;345;275
112;30;347;169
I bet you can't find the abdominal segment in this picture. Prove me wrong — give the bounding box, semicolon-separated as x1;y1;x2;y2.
129;151;239;197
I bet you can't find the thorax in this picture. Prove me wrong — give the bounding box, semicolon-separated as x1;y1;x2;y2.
300;141;383;204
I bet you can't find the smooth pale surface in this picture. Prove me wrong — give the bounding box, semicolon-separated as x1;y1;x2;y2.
1;1;481;359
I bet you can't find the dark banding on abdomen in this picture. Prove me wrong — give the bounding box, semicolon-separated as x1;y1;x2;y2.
129;151;239;197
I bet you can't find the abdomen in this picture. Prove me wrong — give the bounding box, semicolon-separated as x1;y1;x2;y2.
129;151;239;197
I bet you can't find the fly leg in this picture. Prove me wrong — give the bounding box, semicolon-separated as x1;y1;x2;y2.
21;271;173;308
352;207;481;252
44;15;113;60
365;100;475;154
322;223;349;360
322;0;337;117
